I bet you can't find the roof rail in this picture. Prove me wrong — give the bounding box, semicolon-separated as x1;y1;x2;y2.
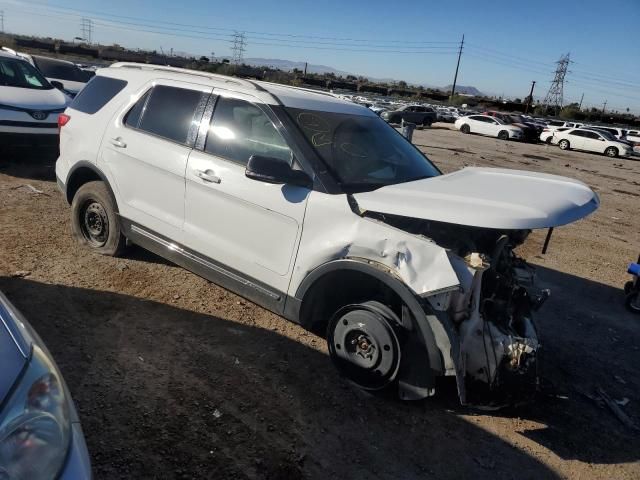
109;62;256;88
253;80;336;99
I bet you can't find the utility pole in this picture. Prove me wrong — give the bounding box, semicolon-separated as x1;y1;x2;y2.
231;31;247;67
578;93;584;110
602;100;607;115
0;11;4;33
542;53;571;116
80;17;93;44
304;62;307;76
449;33;464;101
524;80;536;114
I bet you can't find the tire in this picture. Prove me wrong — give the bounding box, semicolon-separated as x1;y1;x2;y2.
327;300;402;391
423;118;432;128
498;130;509;141
71;181;126;256
605;146;618;158
545;137;552;144
625;291;640;314
558;139;570;150
460;124;470;134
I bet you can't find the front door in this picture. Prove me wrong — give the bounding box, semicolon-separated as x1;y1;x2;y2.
101;80;212;241
184;91;310;296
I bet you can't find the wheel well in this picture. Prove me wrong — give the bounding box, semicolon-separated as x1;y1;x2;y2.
298;269;403;336
65;166;102;204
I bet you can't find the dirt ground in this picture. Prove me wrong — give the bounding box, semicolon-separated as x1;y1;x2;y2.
1;126;639;479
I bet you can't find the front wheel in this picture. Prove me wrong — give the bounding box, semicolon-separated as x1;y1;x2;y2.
498;130;509;141
605;146;618;158
626;291;640;314
327;301;402;391
558;139;570;150
460;124;471;134
71;181;126;256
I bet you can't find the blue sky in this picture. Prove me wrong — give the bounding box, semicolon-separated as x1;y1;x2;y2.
2;0;639;113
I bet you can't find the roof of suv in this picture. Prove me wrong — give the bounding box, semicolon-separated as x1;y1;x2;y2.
104;63;376;116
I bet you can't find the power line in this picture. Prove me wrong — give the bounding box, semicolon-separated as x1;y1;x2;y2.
2;1;460;46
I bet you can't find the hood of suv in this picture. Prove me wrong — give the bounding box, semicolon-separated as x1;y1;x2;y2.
353;167;599;229
0;85;68;110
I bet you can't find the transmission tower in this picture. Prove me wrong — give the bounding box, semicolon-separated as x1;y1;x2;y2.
231;32;246;65
80;17;93;44
542;53;571;115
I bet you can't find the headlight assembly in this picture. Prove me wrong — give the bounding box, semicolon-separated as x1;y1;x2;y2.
0;346;70;480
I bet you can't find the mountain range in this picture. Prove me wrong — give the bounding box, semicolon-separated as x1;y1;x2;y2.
242;57;484;95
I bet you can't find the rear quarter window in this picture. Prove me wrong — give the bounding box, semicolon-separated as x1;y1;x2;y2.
70;76;128;114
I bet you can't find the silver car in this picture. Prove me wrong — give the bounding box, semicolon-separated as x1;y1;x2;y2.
0;291;92;479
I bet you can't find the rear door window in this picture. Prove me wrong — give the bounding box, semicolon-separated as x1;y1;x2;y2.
135;85;208;146
204;96;291;166
71;76;127;114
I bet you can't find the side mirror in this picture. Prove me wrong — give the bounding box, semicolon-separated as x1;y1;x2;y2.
245;155;313;189
50;80;64;90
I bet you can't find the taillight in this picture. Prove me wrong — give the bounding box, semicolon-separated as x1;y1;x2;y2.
57;113;70;133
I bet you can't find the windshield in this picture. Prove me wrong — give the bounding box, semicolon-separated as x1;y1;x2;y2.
0;57;52;89
286;107;440;191
33;57;89;82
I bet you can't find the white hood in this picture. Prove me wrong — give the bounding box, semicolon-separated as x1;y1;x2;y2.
0;85;68;110
353;167;599;230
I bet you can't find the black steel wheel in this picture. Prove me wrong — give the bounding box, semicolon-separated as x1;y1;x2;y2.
461;124;470;134
498;130;509;141
71;181;126;256
327;301;401;391
80;200;109;247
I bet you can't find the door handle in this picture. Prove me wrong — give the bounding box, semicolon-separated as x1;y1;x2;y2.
195;169;221;184
109;137;127;148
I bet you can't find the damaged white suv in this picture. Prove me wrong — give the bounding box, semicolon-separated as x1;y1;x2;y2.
56;64;599;406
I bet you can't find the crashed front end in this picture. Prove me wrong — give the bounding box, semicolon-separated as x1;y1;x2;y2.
366;214;547;406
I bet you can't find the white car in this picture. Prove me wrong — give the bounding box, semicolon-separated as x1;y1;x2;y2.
626;129;640;144
540;126;570;144
555;128;633;158
56;63;599;406
0;49;69;144
545;120;583;131
454;114;523;140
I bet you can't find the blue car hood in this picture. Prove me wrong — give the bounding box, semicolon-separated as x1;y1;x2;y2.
0;293;30;405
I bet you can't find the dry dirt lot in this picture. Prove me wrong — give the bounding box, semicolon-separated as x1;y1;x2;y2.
0;126;639;479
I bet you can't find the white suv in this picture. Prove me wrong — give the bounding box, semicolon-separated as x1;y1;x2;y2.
56;64;599;406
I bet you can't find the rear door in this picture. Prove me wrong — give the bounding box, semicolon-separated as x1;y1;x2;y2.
581;130;604;152
567;130;587;149
101;80;211;241
183;90;310;296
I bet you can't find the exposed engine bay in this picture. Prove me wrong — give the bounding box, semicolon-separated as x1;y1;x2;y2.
367;212;549;406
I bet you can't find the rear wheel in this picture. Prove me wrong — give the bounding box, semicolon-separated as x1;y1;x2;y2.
71;181;126;256
545;136;553;144
558;139;570;150
327;301;402;391
498;130;509;141
460;124;471;134
605;146;618;158
423;118;432;128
